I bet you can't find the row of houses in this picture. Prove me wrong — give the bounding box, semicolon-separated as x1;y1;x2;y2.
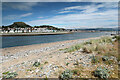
1;28;57;33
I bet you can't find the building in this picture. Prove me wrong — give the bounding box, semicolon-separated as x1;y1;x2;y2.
1;27;57;33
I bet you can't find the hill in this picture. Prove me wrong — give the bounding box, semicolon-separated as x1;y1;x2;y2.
2;22;32;28
74;28;120;31
34;25;65;31
2;22;65;31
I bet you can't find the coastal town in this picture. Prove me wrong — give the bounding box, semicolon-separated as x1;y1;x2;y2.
1;22;66;33
1;22;119;35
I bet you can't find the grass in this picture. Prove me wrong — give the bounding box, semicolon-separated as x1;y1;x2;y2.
82;45;95;53
93;66;110;79
63;36;114;54
64;44;83;53
84;36;112;45
2;71;18;79
104;59;116;65
44;76;48;80
91;56;100;64
59;49;64;51
33;61;40;67
72;69;81;76
59;36;118;79
44;61;48;64
112;35;120;42
91;55;117;65
66;62;70;66
2;71;10;75
59;69;73;79
118;55;120;61
26;69;32;71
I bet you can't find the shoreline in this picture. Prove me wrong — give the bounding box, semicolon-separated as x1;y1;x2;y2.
1;36;102;56
0;32;72;36
2;36;101;49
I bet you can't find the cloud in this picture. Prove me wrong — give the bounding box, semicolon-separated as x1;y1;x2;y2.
26;3;118;29
38;17;44;18
20;13;32;17
58;11;74;14
59;2;118;14
3;2;38;11
63;6;82;10
27;8;117;29
3;13;32;20
2;2;118;29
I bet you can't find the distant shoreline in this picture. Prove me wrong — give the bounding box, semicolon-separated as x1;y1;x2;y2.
0;32;73;36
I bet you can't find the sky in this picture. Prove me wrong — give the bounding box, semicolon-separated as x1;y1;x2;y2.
2;2;118;29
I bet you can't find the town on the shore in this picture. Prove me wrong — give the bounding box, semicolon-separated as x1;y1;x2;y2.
1;22;66;33
0;22;120;34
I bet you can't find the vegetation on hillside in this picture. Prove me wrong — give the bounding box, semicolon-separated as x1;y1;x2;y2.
34;25;65;31
2;22;65;31
2;22;31;28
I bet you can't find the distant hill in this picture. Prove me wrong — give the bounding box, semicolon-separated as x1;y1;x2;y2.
2;22;65;31
76;28;120;31
3;22;119;31
2;22;32;28
34;25;65;31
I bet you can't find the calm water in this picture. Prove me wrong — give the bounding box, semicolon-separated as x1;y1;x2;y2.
1;32;111;48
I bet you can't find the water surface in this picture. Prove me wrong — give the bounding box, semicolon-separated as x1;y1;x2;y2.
2;32;111;48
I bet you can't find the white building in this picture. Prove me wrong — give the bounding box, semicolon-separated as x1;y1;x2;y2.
1;27;57;33
33;28;57;33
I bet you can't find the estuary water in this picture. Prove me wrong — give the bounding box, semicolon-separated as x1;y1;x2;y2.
1;32;111;48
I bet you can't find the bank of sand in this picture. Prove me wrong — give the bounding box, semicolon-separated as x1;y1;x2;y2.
1;37;102;78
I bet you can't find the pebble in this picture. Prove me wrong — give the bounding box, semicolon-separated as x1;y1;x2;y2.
35;69;39;73
2;39;117;78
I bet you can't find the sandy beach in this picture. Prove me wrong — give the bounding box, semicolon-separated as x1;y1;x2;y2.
0;36;118;79
0;37;100;56
1;37;100;77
